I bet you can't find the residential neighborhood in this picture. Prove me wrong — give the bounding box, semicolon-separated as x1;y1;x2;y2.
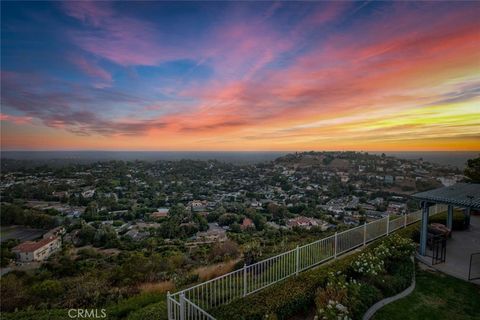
0;151;475;319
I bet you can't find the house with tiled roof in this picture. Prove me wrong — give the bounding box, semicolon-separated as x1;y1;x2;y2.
12;236;61;262
149;208;170;219
287;216;329;231
241;217;255;230
43;226;66;239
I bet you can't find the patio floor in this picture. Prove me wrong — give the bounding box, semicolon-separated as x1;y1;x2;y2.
418;214;480;285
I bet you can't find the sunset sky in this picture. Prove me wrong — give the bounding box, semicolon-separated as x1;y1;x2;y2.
1;1;479;151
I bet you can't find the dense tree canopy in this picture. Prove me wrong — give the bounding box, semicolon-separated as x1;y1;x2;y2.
464;156;480;183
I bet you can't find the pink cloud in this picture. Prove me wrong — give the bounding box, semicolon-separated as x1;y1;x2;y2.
289;1;352;37
61;1;113;27
6;2;478;144
169;4;480;134
0;113;33;124
62;2;180;66
68;54;112;87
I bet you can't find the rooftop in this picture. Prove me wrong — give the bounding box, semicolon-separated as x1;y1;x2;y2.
412;183;480;209
12;236;58;253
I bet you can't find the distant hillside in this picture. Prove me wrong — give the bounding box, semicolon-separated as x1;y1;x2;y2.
274;151;382;168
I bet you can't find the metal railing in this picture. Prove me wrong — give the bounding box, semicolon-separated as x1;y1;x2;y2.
168;204;446;320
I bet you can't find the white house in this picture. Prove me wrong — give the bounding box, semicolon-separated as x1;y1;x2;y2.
12;236;61;262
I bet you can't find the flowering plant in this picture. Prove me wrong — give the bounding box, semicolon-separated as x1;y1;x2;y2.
381;234;416;260
352;235;415;277
316;299;350;320
315;272;358;320
351;251;385;277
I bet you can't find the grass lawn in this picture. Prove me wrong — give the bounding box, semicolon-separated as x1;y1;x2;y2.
373;268;480;320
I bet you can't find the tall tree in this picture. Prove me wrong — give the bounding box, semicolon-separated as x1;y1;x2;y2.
464;155;480;183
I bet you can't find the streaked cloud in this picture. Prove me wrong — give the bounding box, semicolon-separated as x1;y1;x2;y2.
1;1;479;150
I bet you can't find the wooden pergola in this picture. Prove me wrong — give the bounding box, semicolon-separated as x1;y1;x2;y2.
412;183;480;256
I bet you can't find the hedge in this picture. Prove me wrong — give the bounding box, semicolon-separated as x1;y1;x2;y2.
429;211;467;230
211;223;420;320
126;300;168;320
369;259;414;298
1;309;69;320
1;293;166;320
107;292;165;319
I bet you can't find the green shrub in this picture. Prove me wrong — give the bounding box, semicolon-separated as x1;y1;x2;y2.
1;293;166;320
107;292;165;319
30;279;64;302
1;309;69;320
346;237;414;318
349;283;382;319
370;260;413;298
351;251;385;277
388;258;414;290
174;273;199;287
315;272;359;320
314;261;408;320
126;300;168;320
351;235;415;279
354;236;414;299
429;211;466;230
394;223;420;240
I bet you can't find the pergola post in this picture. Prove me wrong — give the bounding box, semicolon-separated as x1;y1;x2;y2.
419;201;430;256
447;205;453;230
465;207;471;228
413;183;479;257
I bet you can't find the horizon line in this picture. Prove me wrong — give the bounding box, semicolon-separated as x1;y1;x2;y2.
1;150;479;153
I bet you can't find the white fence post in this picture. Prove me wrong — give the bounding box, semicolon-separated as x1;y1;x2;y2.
295;245;300;275
243;264;247;297
363;222;367;246
167;291;171;320
334;232;338;259
386;214;390;235
179;292;186;320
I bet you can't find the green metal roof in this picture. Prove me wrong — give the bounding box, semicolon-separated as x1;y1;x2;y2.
412;183;480;209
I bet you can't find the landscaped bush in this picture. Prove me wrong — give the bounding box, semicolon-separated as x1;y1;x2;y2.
315;272;360;320
395;222;421;243
381;234;416;258
107;292;165;319
2;293;167;320
351;251;385;277
125;300;168;320
1;309;69;320
319;278;384;320
351;235;415;279
315;235;415;320
429;211;467;230
369;261;413;297
350;282;382;318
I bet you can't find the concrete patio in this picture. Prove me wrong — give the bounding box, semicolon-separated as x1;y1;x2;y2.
418;214;480;285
